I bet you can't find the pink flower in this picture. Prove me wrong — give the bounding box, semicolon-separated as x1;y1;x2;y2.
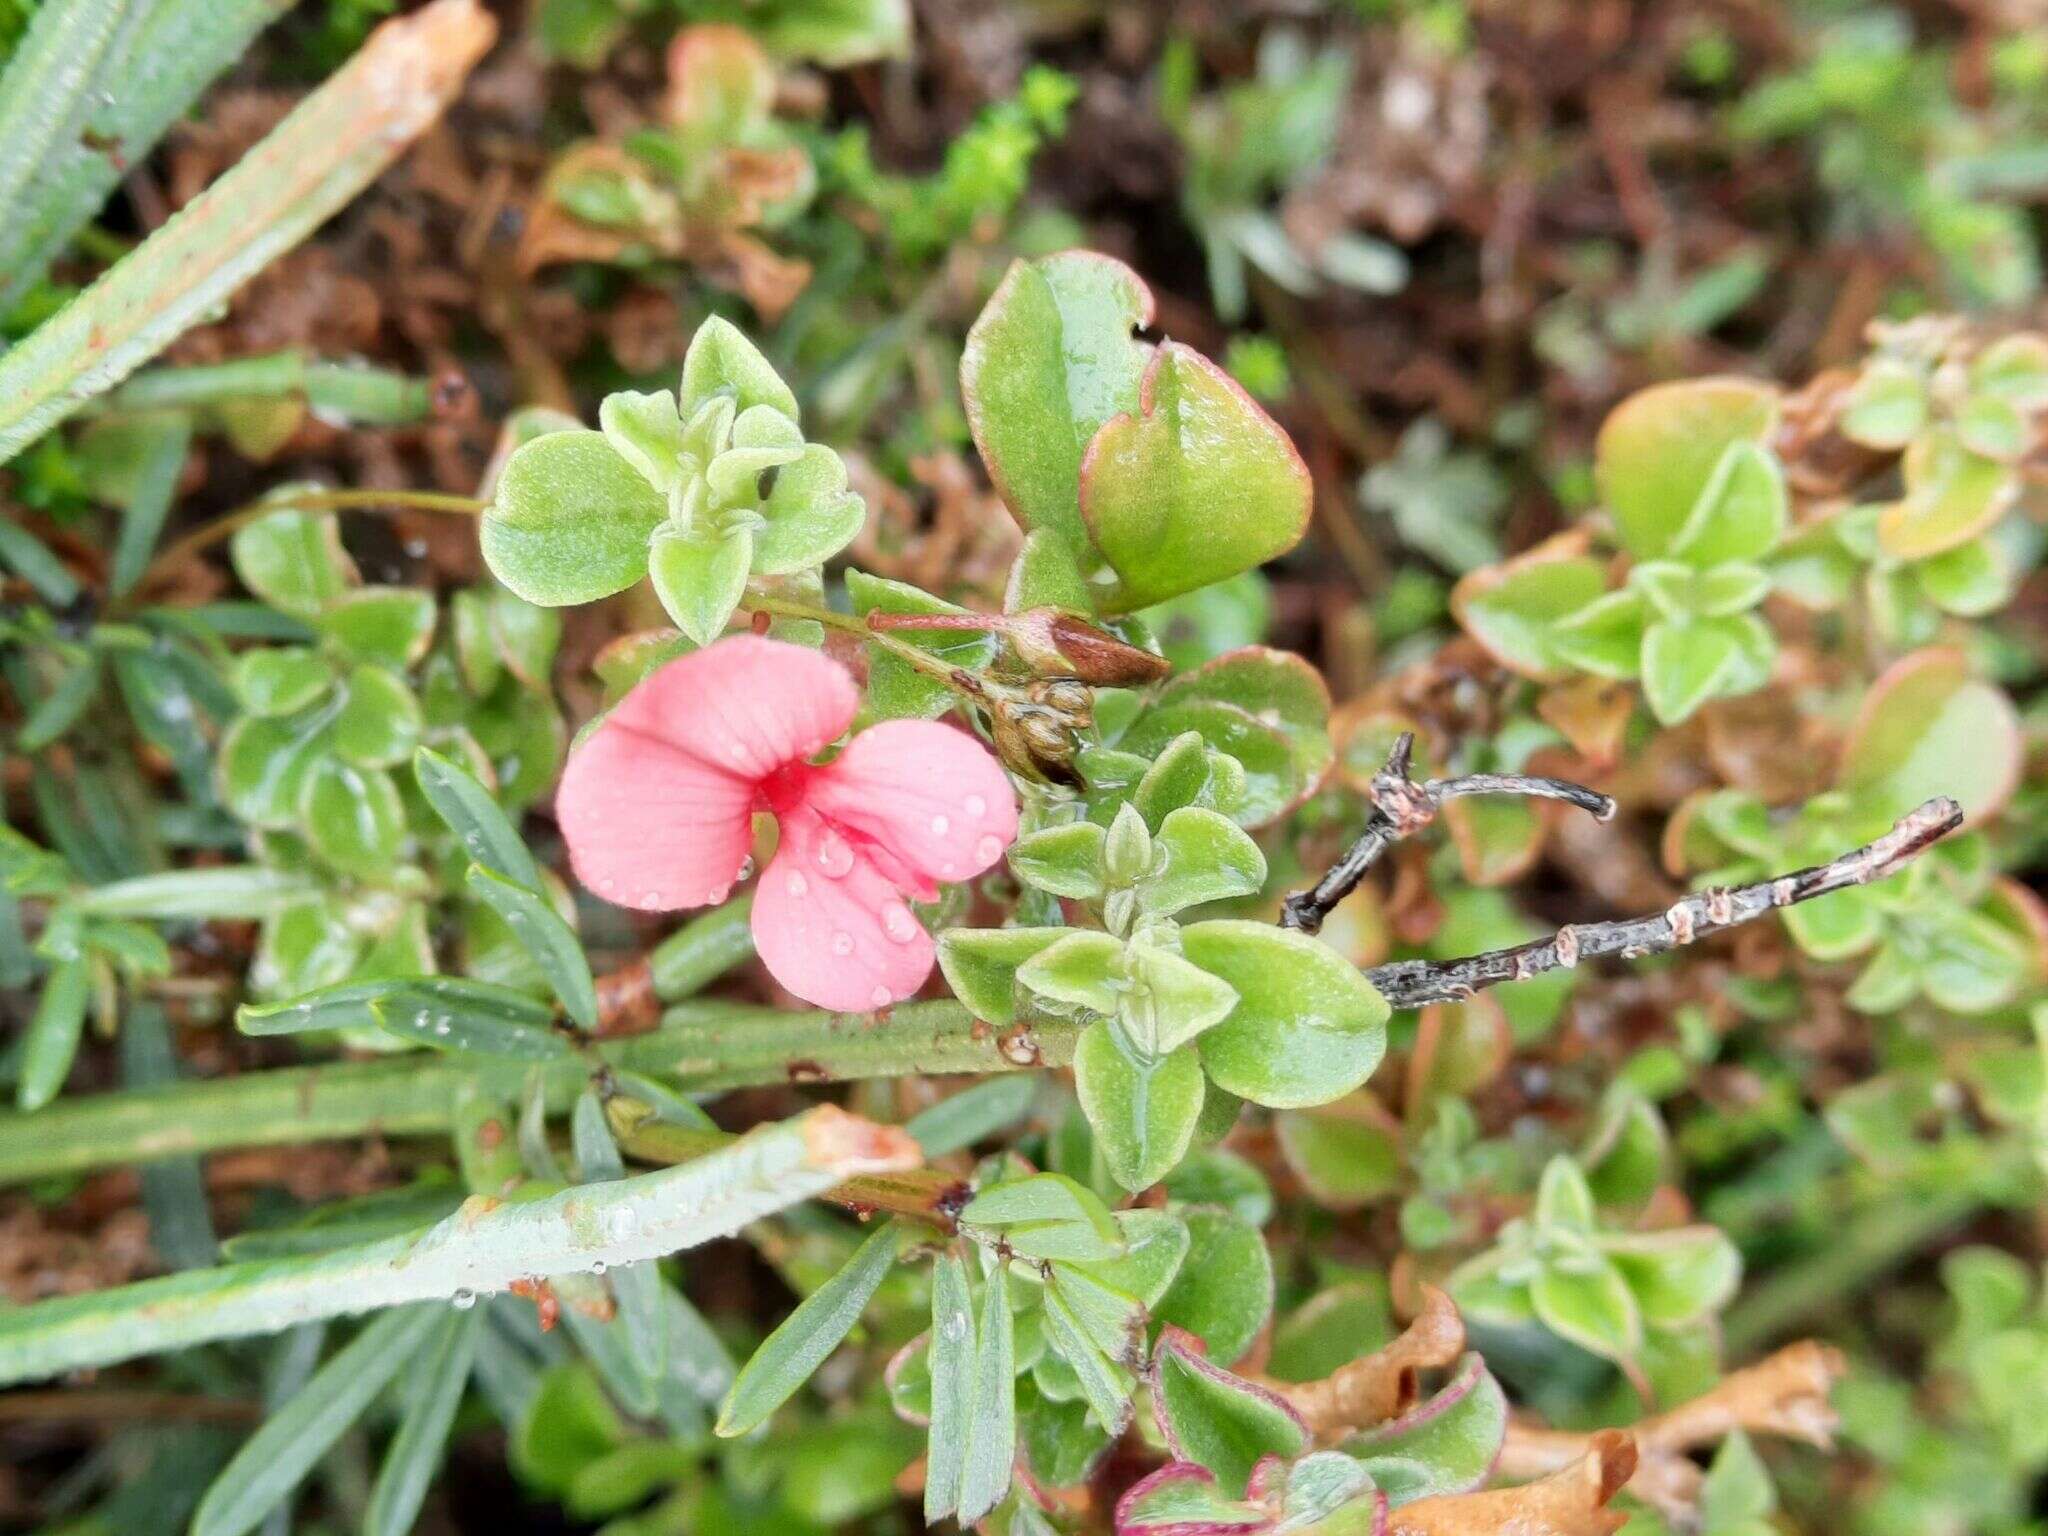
557;635;1019;1011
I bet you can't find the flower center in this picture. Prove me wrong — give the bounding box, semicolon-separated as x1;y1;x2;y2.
757;760;814;815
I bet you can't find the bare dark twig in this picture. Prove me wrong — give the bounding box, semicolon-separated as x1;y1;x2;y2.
1280;732;1617;934
1359;797;1963;1010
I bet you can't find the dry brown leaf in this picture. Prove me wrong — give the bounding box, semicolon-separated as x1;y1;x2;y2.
1392;1429;1637;1536
1256;1285;1466;1441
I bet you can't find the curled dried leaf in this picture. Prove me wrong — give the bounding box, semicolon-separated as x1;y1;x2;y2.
1389;1429;1636;1536
1256;1285;1465;1441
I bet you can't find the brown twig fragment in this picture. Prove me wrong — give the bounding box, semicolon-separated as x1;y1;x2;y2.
1255;1285;1465;1441
1358;796;1962;1010
1281;733;1617;934
1496;1341;1846;1521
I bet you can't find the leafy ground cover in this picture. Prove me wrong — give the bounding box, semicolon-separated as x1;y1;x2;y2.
1;2;2046;1534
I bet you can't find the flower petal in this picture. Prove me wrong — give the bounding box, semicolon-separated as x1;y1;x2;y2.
622;634;859;782
751;805;937;1011
556;707;755;911
804;719;1019;891
557;635;855;910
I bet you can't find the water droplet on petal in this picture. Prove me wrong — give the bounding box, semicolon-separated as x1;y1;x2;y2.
815;831;854;878
787;872;809;898
870;985;893;1009
930;814;950;836
882;903;920;944
831;931;854;956
975;835;1003;863
964;795;986;817
737;857;756;882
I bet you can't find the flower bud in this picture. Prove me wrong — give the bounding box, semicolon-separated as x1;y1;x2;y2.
1009;608;1171;686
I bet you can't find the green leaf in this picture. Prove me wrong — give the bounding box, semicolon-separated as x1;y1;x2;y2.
1142;807;1266;916
959;1261;1018;1523
1533;1156;1597;1232
924;1253;975;1522
1040;1281;1135;1435
229;506;355;617
72;866;317;920
1121;939;1240;1057
330;664;423;768
1452;552;1609;679
1081;343;1311;610
1074;1210;1192;1309
1781;886;1881;961
1152;648;1332;799
0;0;131;250
1670;440;1786;567
1009;821;1108;900
1595;378;1778;559
232;647;334;717
369;976;569;1058
1152;1207;1272;1367
1914;537;2010;617
1075;1023;1205;1192
1878;428;2015;560
1700;1430;1776;1529
1842;647;2020;825
961;1173;1125;1263
194;1304;441;1536
719;1219;900;1436
1346;1353;1506;1505
1547;588;1647;679
1273;1108;1403;1210
845;569;995;721
1184;922;1388;1109
1639;616;1740;725
1117;700;1298;829
754;443;864;574
1839;359;1927;449
962;251;1154;554
317;587;436;669
1018;930;1126;1015
598;388;685;495
299;760;407;878
937;926;1067;1025
1604;1227;1741;1327
1150;1330;1307;1497
465;865;597;1029
414;745;542;890
904;1077;1039;1157
17;956;88;1111
649;523;751;646
482;430;667;606
1529;1258;1643;1363
363;1306;481;1536
217;704;333;828
679;314;800;422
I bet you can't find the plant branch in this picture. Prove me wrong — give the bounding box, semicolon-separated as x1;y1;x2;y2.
0;1000;1075;1186
1281;732;1618;933
0;1106;919;1385
1360;796;1964;1010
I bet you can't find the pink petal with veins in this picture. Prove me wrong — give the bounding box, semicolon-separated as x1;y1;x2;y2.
751;803;938;1011
804;719;1020;891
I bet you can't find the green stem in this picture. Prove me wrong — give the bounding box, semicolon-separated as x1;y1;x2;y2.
0;1106;916;1385
0;1002;1076;1185
742;593;983;698
619;1119;963;1228
125;488;485;606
